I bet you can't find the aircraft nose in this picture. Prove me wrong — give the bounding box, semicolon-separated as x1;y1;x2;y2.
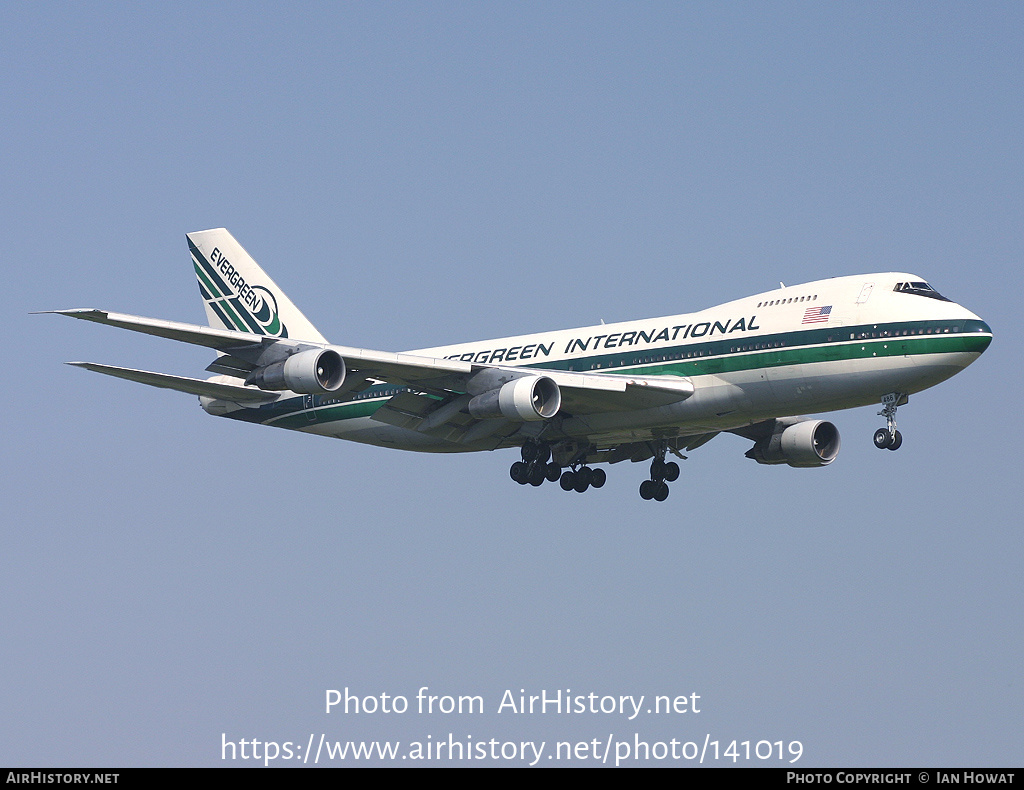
963;318;993;354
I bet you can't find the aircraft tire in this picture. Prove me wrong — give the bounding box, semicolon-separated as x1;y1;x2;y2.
873;428;892;449
887;430;903;451
654;482;670;502
663;462;680;482
529;464;546;486
591;468;606;488
546;462;562;482
510;461;528;484
639;480;655;500
560;471;576;491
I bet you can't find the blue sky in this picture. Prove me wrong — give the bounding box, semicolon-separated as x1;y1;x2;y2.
2;2;1021;766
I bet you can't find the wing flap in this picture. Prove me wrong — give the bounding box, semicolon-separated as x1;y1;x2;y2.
371;392;478;442
599;433;716;465
369;391;439;430
554;373;694;412
340;348;472;381
205;354;256;376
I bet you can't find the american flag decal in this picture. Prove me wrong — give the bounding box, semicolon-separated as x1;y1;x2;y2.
802;305;832;324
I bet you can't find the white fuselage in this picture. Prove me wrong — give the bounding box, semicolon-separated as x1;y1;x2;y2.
227;272;990;453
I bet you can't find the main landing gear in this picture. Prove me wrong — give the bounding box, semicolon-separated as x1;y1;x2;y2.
509;442;607;493
639;448;680;502
873;392;906;451
558;465;606;494
509;442;558;487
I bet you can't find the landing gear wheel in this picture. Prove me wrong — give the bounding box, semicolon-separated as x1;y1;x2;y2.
590;468;607;488
510;461;528;484
546;462;562;482
642;442;679;500
559;471;576;491
521;443;538;462
887;430;903;451
873;428;892;449
529;464;546;486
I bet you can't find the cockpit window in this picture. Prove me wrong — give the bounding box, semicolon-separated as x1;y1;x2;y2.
893;281;951;301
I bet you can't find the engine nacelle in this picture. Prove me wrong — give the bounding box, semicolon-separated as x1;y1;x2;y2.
467;375;561;421
247;348;346;394
745;419;841;468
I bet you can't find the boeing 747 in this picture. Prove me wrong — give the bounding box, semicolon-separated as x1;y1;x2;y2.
49;229;992;501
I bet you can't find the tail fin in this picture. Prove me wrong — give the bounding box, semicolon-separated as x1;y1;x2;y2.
187;228;327;343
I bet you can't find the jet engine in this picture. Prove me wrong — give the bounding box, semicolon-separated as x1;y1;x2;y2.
744;418;841;468
467;375;561;421
246;348;346;394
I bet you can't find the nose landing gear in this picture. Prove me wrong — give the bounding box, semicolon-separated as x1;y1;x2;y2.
873;392;906;451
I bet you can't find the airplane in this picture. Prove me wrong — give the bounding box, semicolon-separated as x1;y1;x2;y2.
48;228;992;501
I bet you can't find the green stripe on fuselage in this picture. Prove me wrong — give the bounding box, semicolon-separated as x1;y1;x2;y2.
549;327;991;378
271;397;390;429
223;384;412;429
218;319;991;428
537;319;991;375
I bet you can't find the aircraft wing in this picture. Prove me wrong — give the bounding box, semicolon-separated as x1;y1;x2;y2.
51;309;694;431
47;309;474;383
65;362;280;403
48;309;268;351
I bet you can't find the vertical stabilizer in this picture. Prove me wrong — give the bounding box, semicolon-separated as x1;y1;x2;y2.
187;228;327;343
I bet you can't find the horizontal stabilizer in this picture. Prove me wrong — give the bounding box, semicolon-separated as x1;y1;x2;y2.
66;362;279;403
